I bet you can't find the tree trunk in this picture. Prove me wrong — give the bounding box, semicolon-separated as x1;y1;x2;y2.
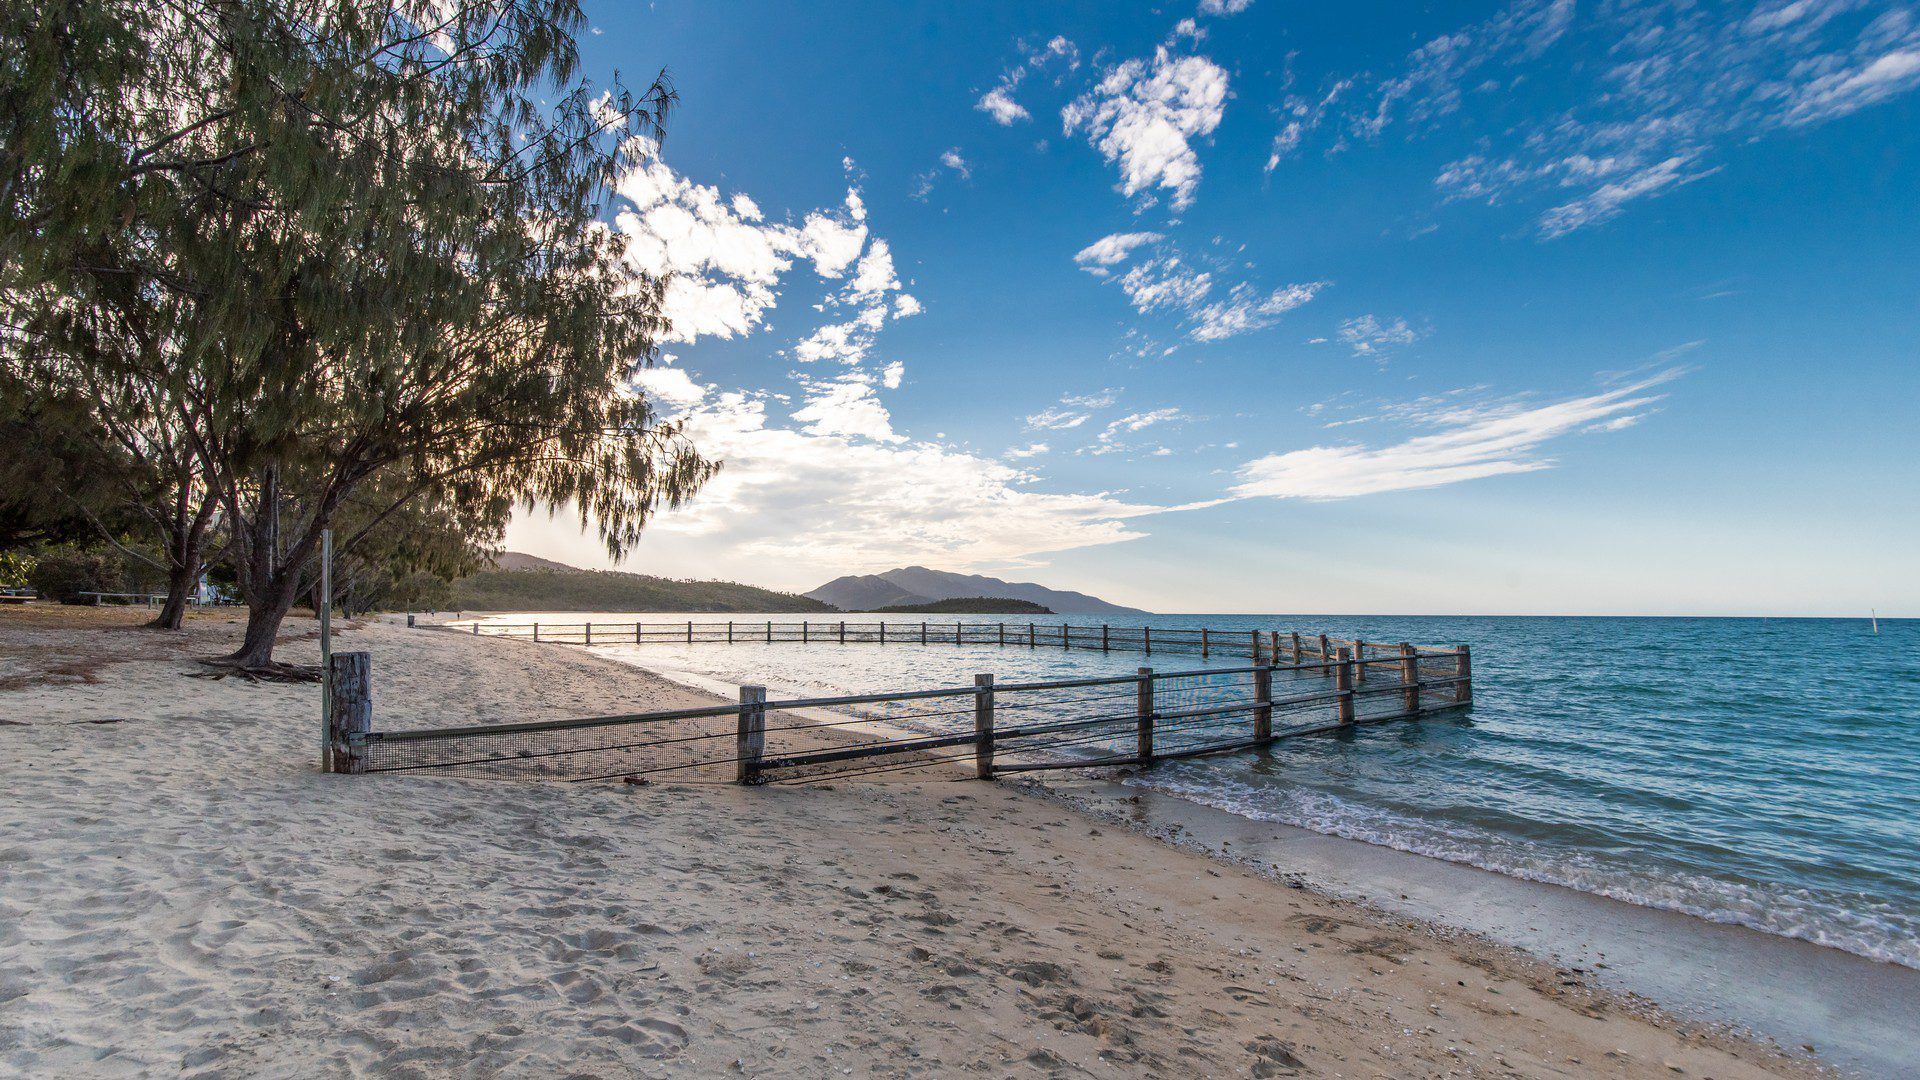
147;489;217;631
225;569;301;669
150;560;198;630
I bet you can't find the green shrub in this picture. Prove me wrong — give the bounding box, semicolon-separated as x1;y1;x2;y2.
27;548;122;604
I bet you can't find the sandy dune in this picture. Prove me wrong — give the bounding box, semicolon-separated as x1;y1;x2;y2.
0;608;1827;1077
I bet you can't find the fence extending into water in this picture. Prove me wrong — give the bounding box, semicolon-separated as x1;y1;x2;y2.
449;617;1459;669
326;620;1472;784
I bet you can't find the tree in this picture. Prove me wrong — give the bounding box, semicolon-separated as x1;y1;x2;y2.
3;1;715;670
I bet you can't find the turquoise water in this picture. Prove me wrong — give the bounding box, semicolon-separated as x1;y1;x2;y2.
491;612;1920;968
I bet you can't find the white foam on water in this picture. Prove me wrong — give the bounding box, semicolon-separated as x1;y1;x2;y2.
1134;771;1920;970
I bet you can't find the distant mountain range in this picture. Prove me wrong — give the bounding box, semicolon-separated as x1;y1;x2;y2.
806;566;1144;615
453;553;835;612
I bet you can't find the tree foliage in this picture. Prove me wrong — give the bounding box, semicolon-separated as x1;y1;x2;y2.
2;0;715;668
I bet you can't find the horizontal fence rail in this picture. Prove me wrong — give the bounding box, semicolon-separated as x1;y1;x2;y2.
447;617;1462;665
338;629;1474;784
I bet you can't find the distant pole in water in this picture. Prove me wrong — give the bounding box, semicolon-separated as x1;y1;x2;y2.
1872;609;1879;634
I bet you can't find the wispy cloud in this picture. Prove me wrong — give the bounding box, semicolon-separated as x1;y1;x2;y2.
1338;314;1420;357
1063;46;1230;211
1269;0;1920;237
1231;370;1680;500
976;36;1080;126
1198;0;1253;15
1075;233;1325;342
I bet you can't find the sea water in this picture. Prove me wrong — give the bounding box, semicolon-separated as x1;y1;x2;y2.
490;612;1920;970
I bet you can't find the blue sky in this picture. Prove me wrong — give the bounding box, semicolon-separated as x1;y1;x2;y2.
506;0;1920;616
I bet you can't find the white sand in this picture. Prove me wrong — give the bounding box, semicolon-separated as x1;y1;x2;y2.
0;608;1829;1077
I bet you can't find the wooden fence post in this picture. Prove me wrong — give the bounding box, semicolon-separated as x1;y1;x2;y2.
1336;647;1356;725
736;685;767;785
879;620;886;644
1028;623;1036;649
1456;645;1473;706
635;622;644;644
1269;630;1280;664
766;620;773;643
1136;667;1155;766
1353;639;1366;682
473;622;480;635
584;622;592;646
728;621;734;644
406;613;416;628
1201;627;1209;658
839;620;846;644
533;622;540;643
921;621;928;645
1143;626;1152;655
1290;631;1300;662
802;621;809;643
1253;664;1272;743
998;622;1006;646
974;674;995;780
1318;633;1329;661
1102;624;1110;652
686;620;693;644
327;652;372;774
1400;643;1419;716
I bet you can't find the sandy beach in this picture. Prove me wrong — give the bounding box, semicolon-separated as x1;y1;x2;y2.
0;607;1834;1078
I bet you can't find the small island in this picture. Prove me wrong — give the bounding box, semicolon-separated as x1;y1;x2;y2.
870;597;1054;615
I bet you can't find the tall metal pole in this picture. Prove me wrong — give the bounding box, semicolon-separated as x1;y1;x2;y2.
320;528;332;771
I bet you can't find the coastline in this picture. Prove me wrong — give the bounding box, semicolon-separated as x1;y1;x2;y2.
0;608;1844;1076
597;634;1920;1078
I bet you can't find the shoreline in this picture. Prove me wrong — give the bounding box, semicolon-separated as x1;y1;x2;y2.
579;633;1917;1077
0;608;1845;1076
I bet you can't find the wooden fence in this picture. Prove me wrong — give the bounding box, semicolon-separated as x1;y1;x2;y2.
328;631;1472;784
451;617;1462;669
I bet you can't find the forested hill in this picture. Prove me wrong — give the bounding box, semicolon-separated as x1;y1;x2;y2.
872;597;1053;614
450;554;836;613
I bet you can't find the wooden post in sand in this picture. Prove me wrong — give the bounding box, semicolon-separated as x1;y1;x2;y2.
1335;647;1356;725
838;620;846;645
584;623;592;646
974;674;995;780
406;613;415;628
1253;664;1273;743
1136;667;1155;766
327;652;372;774
1399;643;1419;716
736;685;767;785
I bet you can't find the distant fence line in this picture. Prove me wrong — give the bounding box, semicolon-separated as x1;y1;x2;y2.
445;617;1461;669
325;620;1473;785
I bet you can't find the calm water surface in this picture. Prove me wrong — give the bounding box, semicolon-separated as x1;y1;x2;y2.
483;612;1920;969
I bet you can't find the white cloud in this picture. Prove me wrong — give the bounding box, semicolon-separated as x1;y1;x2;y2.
1026;407;1094;431
939;148;971;177
1198;0;1252;14
614;154;872;342
1278;0;1920;237
1006;442;1050;459
977;86;1031;125
636;390;1164;572
1337;314;1421;356
1063;46;1230;211
1231;371;1677;500
632;365;707;407
1074;231;1163;271
1192;282;1327;342
1077;234;1325;342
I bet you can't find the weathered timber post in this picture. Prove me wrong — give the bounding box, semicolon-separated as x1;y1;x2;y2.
839;621;846;644
879;620;886;644
1456;645;1473;706
1103;624;1111;652
1028;623;1036;648
636;622;644;644
728;621;734;644
1201;627;1210;658
921;621;928;645
406;613;416;628
327;652;372;774
1269;630;1280;664
1353;639;1366;683
1290;631;1301;662
473;622;480;635
1253;665;1273;743
974;674;996;780
533;622;540;643
1143;626;1153;655
1336;647;1356;725
766;620;773;643
1318;633;1329;661
584;623;592;646
1251;630;1261;660
802;621;809;643
998;623;1006;646
1136;667;1155;766
1063;624;1070;651
736;685;767;784
1396;643;1417;717
686;620;694;644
